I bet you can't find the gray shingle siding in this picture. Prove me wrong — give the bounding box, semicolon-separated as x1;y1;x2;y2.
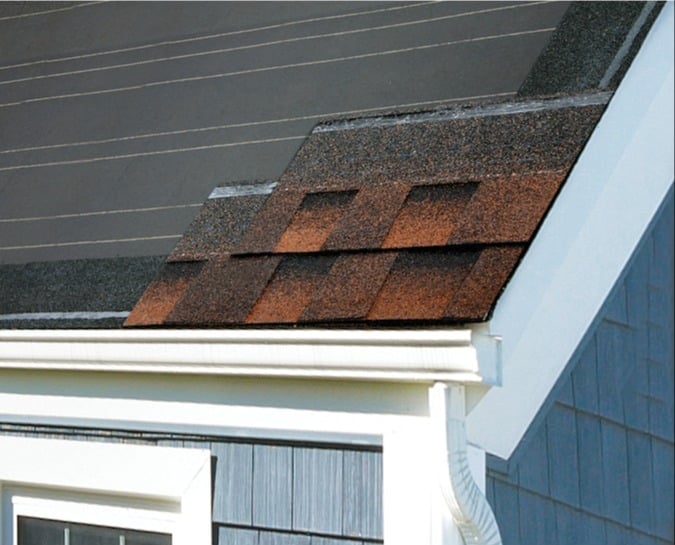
487;188;674;544
0;427;384;544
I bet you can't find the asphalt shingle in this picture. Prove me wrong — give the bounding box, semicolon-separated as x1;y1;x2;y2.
126;93;606;328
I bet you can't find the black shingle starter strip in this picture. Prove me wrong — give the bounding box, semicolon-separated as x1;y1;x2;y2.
0;255;164;329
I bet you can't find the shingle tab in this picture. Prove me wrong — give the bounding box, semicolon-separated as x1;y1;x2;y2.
324;182;410;251
166;256;280;326
449;172;564;244
623;356;650;432
651;438;675;541
572;338;600;414
555;504;607;545
236;190;307;254
649;396;674;443
516;427;549;497
259;531;310;545
217;526;258;545
604;522;637;545
124;261;204;326
367;250;477;321
168;193;268;262
275;191;356;253
445;245;524;321
626;430;654;534
596;320;632;424
489;480;520;545
382;182;477;248
518;489;557;545
555;374;575;406
246;255;335;324
302;253;396;323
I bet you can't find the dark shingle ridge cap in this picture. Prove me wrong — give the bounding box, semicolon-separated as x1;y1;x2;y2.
312;91;612;134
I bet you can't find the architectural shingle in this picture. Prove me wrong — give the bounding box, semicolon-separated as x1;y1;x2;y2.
126;94;606;328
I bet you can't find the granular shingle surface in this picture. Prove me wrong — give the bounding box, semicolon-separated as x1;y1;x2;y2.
382;183;478;248
125;93;607;328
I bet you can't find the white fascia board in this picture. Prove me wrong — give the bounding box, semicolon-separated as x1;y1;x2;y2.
0;327;493;383
467;3;674;459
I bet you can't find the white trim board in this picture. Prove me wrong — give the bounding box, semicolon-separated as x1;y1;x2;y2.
0;387;486;545
467;3;674;459
0;436;211;545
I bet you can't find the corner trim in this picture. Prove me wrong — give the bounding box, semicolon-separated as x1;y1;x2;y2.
429;383;502;545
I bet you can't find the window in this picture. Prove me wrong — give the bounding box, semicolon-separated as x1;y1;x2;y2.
18;517;170;545
0;437;211;545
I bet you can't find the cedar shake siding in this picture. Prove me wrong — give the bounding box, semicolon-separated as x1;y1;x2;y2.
486;189;674;545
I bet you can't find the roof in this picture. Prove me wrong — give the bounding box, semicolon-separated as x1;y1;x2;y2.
125;93;607;328
0;1;568;265
0;1;662;329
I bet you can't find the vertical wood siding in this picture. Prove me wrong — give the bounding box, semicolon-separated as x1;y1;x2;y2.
212;442;253;525
252;445;294;530
293;448;343;535
342;450;383;539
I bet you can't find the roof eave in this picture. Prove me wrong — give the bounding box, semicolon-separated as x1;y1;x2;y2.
0;326;498;383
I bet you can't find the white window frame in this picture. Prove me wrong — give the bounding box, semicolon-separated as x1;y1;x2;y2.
0;436;211;545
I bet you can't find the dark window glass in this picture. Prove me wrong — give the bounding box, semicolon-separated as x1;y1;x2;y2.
18;516;171;545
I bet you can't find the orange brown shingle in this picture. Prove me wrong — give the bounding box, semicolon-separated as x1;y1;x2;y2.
245;255;335;324
275;191;355;253
367;250;478;321
382;183;478;249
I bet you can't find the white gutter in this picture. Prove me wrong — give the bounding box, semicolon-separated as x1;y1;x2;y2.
430;383;502;545
0;327;499;383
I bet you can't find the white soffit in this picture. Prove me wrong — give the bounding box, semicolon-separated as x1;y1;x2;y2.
468;3;674;459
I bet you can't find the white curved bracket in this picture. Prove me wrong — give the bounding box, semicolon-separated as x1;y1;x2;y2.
429;383;502;545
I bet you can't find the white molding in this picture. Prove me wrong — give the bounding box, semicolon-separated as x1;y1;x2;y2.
0;436;211;545
11;494;178;536
0;390;424;447
0;328;491;383
468;3;674;458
